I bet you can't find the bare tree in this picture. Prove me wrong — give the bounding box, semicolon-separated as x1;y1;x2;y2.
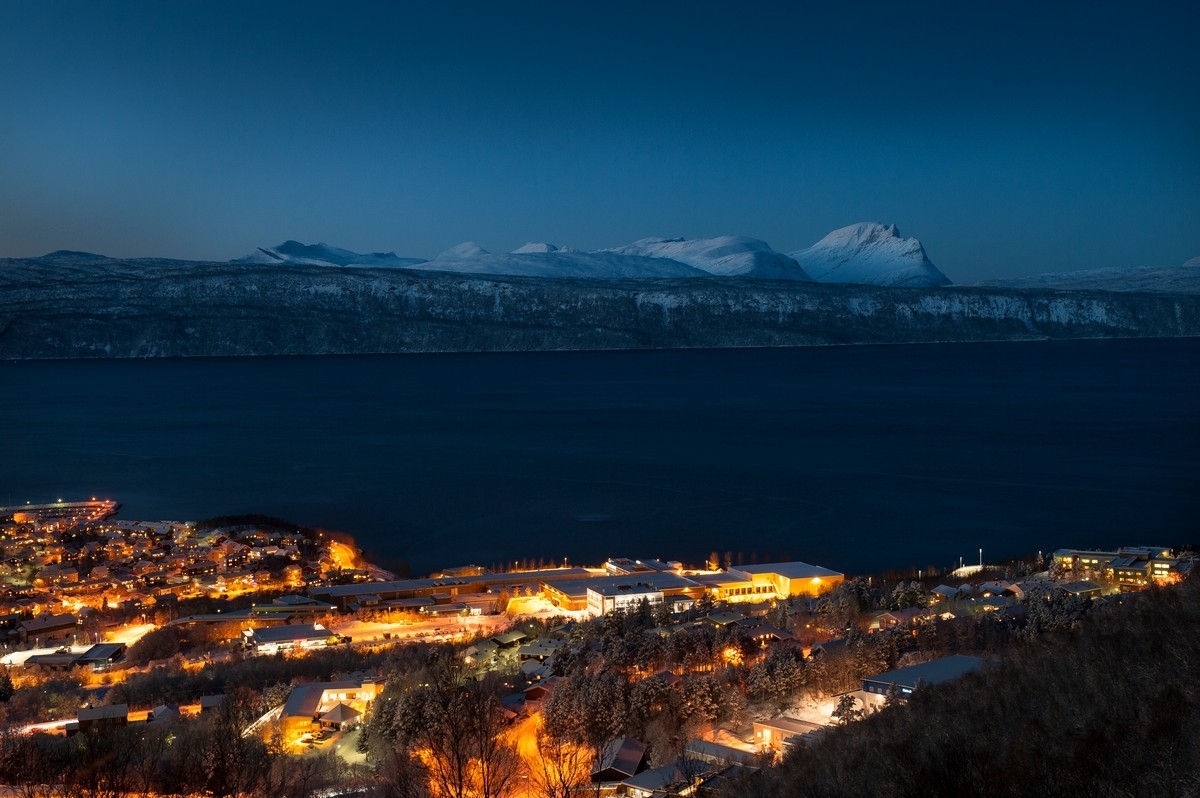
61;726;142;798
397;655;521;798
0;728;67;798
525;724;594;798
128;723;173;798
171;698;272;798
376;749;431;798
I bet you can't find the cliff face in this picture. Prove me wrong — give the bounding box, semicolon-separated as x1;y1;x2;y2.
2;258;1198;359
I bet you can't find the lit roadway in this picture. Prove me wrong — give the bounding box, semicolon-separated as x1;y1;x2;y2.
326;540;360;571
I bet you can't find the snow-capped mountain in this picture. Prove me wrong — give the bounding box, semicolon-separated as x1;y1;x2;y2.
603;235;812;280
229;226;947;283
234;240;426;268
434;241;489;260
790;223;951;287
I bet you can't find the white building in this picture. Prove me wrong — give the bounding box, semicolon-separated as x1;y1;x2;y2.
242;623;341;654
586;583;664;616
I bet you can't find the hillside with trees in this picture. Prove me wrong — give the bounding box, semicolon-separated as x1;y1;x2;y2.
734;577;1200;797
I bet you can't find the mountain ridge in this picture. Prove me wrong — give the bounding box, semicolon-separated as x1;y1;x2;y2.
218;223;939;286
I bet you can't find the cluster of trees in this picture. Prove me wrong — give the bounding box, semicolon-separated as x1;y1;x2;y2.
349;581;1055;795
0;697;365;798
0;673;89;726
735;576;1200;797
365;655;521;798
0;638;439;728
557;603;759;676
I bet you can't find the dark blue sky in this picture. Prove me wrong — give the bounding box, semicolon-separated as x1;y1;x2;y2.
2;1;1197;281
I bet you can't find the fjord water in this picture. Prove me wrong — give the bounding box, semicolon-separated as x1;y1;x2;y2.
3;339;1197;577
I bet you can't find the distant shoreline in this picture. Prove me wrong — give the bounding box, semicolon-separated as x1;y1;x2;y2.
4;332;1199;364
3;258;1198;359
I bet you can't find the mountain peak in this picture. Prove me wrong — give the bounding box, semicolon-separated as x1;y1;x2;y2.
511;242;560;254
234;241;424;268
790;222;950;287
823;222;902;245
437;241;489;260
39;250;109;261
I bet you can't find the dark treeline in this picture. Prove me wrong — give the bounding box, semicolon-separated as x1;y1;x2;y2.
0;644;456;798
0;641;440;726
0;694;365;798
113;643;435;711
194;514;318;538
735;577;1200;798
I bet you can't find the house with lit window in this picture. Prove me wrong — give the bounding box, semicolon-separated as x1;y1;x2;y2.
753;716;824;752
16;613;77;643
276;676;383;742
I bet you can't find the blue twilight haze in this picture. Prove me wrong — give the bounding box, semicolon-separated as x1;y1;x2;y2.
1;1;1197;281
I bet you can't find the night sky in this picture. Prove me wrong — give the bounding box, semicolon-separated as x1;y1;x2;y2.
2;1;1197;281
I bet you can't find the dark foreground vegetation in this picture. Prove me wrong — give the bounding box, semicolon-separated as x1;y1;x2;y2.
0;575;1196;797
738;577;1200;798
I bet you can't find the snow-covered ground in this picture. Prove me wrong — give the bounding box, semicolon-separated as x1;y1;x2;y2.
604;235;811;280
0;645;91;667
106;622;157;646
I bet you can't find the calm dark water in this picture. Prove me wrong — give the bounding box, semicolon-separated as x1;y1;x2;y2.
2;339;1197;577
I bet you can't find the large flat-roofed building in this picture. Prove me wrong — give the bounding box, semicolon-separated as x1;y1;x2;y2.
1052;546;1185;588
545;572;702;614
243;623;341;654
688;572;769;602
309;567;595;610
862;654;987;703
587;583;664;616
725;562;844;599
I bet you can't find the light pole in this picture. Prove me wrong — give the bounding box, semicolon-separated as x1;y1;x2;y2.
979;548;983;569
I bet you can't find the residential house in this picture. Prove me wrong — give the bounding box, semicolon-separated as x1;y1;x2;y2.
591;737;648;784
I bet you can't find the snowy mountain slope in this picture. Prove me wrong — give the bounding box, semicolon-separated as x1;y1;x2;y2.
790;223;951;287
512;242;575;254
234;241;426;268
230;236;812;280
978;257;1200;294
435;241;489;260
403;244;710;279
603;235;812;280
